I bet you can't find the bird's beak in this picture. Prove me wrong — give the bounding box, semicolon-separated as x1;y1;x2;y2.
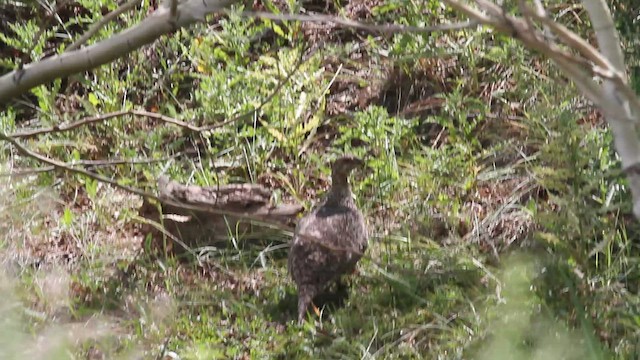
357;159;372;175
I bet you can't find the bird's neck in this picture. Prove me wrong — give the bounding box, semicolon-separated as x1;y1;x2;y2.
325;175;354;206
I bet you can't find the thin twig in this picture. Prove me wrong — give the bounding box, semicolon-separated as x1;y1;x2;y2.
1;132;155;198
0;150;196;177
0;131;302;229
10;47;311;139
199;44;311;132
8;108;225;138
154;337;171;360
135;214;198;258
20;1;71;69
66;0;143;51
521;4;612;70
240;10;479;34
442;0;497;26
9;110;188;138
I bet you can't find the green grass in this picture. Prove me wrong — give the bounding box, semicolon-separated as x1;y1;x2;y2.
1;0;640;358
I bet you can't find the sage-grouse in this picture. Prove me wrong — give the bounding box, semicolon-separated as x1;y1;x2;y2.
288;155;368;323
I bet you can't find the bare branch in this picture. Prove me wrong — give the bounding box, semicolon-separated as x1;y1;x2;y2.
518;0;537;36
531;0;551;35
442;1;640;120
0;130;297;230
66;0;143;52
2;1;476;104
520;5;612;72
443;0;497;26
240;10;479;34
0;132;151;198
581;0;626;73
199;44;310;131
8;109;200;137
0;0;239;103
474;0;505;20
9;110;183;138
551;53;619;115
442;0;640;219
10;47;309;139
517;4;640;120
1;150;196;177
7;109;212;138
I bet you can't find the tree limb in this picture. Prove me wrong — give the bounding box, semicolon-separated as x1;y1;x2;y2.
580;0;640;217
0;0;240;103
441;0;640;219
581;0;627;72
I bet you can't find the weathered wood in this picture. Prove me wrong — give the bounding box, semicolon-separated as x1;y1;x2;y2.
139;176;303;254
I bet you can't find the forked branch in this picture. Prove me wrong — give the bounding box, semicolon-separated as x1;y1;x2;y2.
441;0;640;218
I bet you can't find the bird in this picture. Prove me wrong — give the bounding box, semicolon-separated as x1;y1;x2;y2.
287;155;368;323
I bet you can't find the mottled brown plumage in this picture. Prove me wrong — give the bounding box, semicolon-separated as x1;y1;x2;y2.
288;155;368;323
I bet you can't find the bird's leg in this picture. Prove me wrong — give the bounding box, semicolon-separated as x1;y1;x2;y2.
297;292;313;324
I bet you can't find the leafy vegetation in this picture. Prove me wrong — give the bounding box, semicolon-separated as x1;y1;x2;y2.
1;0;639;359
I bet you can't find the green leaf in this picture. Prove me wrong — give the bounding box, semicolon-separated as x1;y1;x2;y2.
88;92;99;106
272;24;286;38
85;177;98;199
61;208;73;227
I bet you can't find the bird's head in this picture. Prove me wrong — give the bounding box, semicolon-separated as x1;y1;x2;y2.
331;155;365;179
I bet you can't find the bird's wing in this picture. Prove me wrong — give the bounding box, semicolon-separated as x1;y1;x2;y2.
288;208;366;287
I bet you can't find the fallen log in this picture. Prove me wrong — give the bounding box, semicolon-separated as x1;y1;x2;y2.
139;176;303;255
